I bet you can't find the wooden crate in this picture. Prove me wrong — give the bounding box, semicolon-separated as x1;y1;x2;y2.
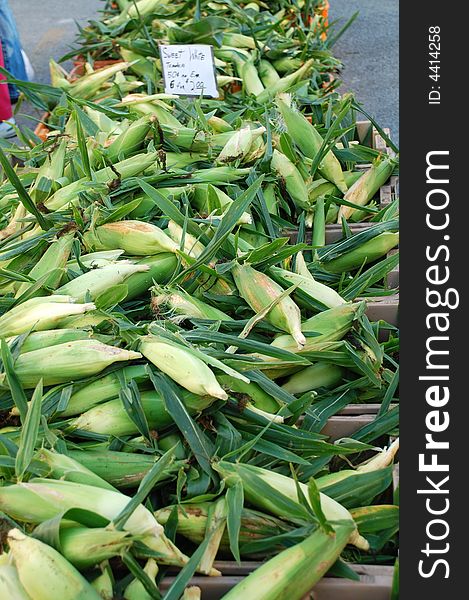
160;409;397;599
160;565;394;600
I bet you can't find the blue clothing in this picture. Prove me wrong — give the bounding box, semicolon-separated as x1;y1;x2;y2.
0;0;28;100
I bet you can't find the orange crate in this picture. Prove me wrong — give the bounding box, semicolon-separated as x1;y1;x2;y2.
33;113;50;142
71;58;124;80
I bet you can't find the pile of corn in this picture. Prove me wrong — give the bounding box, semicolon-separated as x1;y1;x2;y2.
64;0;340;101
0;0;399;598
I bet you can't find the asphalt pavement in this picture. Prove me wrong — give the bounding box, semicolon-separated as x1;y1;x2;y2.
329;0;399;143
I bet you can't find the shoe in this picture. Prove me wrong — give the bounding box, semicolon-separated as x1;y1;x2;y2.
0;118;16;139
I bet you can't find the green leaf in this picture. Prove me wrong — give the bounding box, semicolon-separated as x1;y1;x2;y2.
302;390;357;432
183;330;310;364
246;435;311;465
327;559;361;581
15;380;43;481
73;108;92;179
0;146;50;230
99;197;143;225
13;268;65;307
95;283;128;309
121;552;161;600
174;175;264;280
307;476;333;534
319;467;393;508
113;447;175;531
342;252;399;300
352;405;400;444
148;369;215;479
162;536;210;600
1;339;28;422
119;381;151;442
226;481;244;562
137;179;205;240
378;366;399;417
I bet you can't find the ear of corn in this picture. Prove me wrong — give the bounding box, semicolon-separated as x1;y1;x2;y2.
214;461;369;550
67;62;130;100
67;390;170;436
272;57;304;74
198;496;227;575
106;115;153;162
0;340;141;388
281;362;343;394
59;364;148;417
0;295;96;338
232;262;305;349
57;310;109;330
167;221;206;258
270;266;346;308
151;286;233;322
123;558;158;600
322;232;399;273
140;335;229;400
216;374;280;413
68;387;215;436
271;149;311;210
56;261;150;301
45;152;158;211
65;448;165;489
37;447;115;490
271;302;362;353
221;523;354;600
108;0;170;26
124;254;178;301
338;156;397;221
155;503;293;556
90;563;114;600
0;564;31;600
15;232;75;297
59;525;133;569
29;139;68;203
256;59;314;103
9;328;107;355
217;126;265;164
7;528;101;600
241;60;265;96
0;480;163;538
207;115;233;133
276;94;348;193
84;220;178;256
258;60;281;87
0;0;398;592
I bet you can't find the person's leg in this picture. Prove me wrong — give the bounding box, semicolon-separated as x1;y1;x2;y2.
0;0;28;101
0;40;15;138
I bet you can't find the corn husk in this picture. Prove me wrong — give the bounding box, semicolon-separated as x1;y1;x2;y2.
232;263;305;348
7;529;101;600
140;335;228;400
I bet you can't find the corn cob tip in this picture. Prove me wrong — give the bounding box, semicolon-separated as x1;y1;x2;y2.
349;529;370;551
7;528;25;543
205;386;229;401
293;330;306;349
82;302;97;311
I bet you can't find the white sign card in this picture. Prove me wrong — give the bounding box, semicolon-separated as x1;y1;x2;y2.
159;44;219;98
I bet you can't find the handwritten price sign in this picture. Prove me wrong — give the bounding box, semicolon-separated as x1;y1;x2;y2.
159;44;219;98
